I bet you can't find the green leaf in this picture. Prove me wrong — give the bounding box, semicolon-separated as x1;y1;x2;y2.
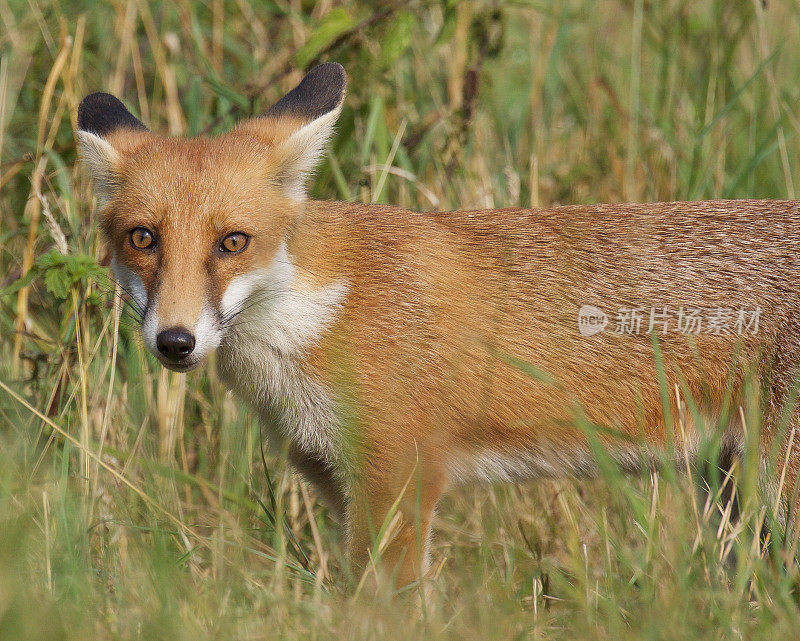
36;249;66;271
293;8;354;69
43;268;71;299
15;249;107;300
380;11;415;68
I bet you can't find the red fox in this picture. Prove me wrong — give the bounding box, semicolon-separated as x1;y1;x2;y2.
77;62;800;587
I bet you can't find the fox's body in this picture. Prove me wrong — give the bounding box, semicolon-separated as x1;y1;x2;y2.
77;63;800;587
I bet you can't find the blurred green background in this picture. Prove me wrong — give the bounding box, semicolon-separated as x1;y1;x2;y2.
1;0;800;639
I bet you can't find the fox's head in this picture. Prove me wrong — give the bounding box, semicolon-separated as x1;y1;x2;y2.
77;63;346;372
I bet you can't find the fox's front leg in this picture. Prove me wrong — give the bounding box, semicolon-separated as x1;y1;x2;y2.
345;453;446;589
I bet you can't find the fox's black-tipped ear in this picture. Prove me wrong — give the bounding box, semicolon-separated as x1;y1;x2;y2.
240;62;347;200
76;93;149;200
77;92;148;137
263;62;346;123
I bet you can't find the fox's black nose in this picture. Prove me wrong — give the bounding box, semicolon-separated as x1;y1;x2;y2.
156;327;195;360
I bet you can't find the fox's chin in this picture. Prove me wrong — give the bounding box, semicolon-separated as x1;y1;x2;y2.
156;357;203;373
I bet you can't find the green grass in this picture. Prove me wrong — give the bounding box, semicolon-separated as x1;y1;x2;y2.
2;0;800;638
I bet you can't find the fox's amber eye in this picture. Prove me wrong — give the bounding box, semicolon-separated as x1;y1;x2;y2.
130;227;155;250
220;232;249;254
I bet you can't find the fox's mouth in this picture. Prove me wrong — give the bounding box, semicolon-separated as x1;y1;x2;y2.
154;354;204;373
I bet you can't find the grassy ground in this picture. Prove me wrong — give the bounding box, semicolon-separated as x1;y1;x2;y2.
2;0;800;638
